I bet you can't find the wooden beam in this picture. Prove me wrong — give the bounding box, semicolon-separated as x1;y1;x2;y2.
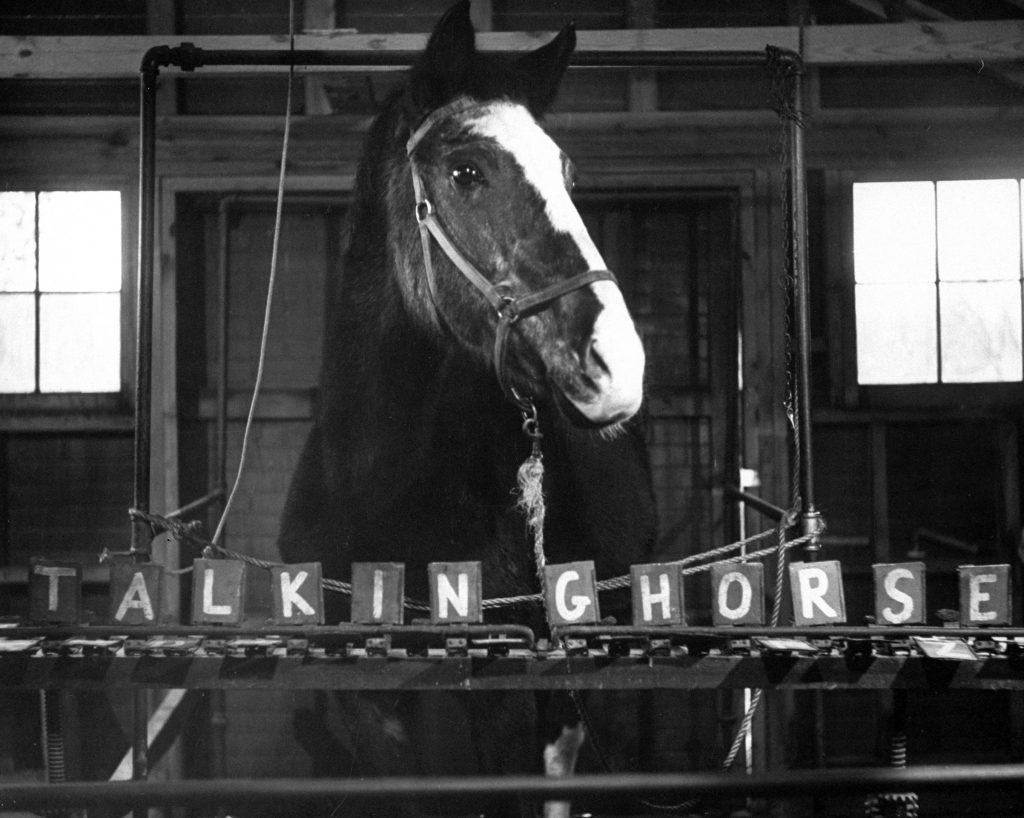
4;22;1024;79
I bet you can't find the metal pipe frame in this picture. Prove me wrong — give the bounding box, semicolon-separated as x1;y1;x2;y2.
132;41;805;800
4;763;1024;811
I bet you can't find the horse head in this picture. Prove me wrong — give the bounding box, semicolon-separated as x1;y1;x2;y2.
396;0;645;430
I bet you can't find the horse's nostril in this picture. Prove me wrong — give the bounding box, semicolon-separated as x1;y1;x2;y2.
584;338;611;379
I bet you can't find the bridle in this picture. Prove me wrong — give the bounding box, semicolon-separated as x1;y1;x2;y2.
405;97;617;417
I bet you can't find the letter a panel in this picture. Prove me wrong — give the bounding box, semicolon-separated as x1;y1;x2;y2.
109;562;163;625
271;562;324;625
789;560;846;626
544;561;600;626
428;561;482;624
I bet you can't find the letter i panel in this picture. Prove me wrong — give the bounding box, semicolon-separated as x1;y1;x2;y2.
29;559;82;624
544;561;600;626
711;562;765;626
109;562;163;625
630;563;685;625
428;561;482;624
873;562;925;626
959;564;1011;626
351;562;405;624
789;560;846;626
270;562;324;625
191;558;247;625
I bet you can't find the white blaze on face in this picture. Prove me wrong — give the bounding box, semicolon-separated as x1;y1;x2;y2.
469;103;646;422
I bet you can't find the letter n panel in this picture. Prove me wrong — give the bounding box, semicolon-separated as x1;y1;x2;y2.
109;562;163;625
29;559;82;624
959;564;1011;626
873;562;925;626
544;561;600;626
350;562;405;625
630;563;684;625
789;560;846;626
429;561;482;624
271;563;324;625
191;558;247;625
711;562;764;626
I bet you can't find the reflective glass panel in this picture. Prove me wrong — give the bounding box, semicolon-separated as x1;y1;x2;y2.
38;191;121;292
853;182;936;284
856;282;937;384
0;294;36;392
39;293;120;392
937;179;1021;282
0;192;37;292
940;281;1023;382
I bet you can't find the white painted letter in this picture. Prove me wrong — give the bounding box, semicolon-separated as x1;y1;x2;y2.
280;570;315;618
718;571;753;621
555;570;593;622
639;573;671;622
202;568;232;616
436;572;469;619
115;571;155;621
882;568;915;625
969;573;998;621
798;567;838;620
34;565;75;612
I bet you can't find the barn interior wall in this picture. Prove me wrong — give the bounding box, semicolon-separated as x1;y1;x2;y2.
3;3;1024;808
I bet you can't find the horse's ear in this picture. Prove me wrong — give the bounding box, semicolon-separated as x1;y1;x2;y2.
409;0;477;113
513;22;576;116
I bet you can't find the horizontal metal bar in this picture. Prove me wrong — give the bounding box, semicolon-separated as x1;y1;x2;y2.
3;765;1024;810
143;43;782;74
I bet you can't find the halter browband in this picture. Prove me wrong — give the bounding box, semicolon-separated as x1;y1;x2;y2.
406;98;617;413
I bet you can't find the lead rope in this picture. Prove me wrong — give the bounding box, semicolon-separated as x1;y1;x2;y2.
514;398;550;599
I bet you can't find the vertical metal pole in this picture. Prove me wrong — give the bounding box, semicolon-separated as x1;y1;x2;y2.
132;52;165;818
132;58;159;560
788;61;823;561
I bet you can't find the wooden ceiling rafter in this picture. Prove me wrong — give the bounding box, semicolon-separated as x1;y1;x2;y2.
4;21;1024;80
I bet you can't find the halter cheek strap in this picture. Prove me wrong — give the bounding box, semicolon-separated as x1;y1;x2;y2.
406;99;618;413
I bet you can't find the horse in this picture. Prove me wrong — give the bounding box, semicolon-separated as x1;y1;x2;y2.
277;2;658;814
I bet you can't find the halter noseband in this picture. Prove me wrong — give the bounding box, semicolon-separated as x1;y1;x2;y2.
406;98;617;414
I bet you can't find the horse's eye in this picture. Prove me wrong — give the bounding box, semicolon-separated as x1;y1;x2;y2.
451;164;484;188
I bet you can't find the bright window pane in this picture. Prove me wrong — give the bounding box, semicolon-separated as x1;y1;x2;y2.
38;191;121;292
853;182;935;284
937;180;1021;282
39;293;120;392
0;294;36;392
0;192;37;292
940;281;1023;382
856;283;937;384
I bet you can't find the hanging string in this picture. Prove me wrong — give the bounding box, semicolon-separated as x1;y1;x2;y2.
212;0;296;546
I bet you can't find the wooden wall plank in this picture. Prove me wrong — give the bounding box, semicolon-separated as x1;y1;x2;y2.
4;22;1024;79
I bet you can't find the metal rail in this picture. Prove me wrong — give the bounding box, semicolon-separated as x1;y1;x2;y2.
4;764;1024;811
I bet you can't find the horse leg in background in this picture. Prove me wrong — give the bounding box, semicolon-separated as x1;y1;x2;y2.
542;721;586;818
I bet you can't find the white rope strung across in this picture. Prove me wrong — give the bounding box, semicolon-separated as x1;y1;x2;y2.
211;0;296;547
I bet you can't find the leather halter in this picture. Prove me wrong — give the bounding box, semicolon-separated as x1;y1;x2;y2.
406;98;617;413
